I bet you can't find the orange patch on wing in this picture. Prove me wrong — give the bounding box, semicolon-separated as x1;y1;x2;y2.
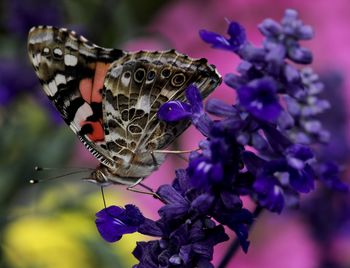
79;78;93;103
91;62;110;103
81;121;105;142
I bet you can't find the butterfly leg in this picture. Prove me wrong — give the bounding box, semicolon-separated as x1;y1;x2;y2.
152;148;199;154
126;179;165;202
152;148;200;162
150;151;158;166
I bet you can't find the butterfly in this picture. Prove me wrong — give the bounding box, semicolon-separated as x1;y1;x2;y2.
27;26;221;186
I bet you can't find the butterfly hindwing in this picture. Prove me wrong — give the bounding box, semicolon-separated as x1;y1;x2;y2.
28;26;125;167
101;50;221;178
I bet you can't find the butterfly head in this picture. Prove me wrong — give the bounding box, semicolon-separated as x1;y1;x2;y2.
86;163;149;186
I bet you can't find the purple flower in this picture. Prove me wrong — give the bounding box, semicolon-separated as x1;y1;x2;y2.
237;78;282;122
95;205;145;243
96;10;348;266
242;150;315;212
0;58;37;106
199;21;246;52
254;173;285;213
285;144;313;170
158;85;212;136
259;9;313;64
157;101;192;122
188;155;224;189
318;162;348;192
5;0;63;37
132;183;231;267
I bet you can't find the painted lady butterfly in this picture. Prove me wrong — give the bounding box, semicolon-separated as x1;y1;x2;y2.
27;26;221;186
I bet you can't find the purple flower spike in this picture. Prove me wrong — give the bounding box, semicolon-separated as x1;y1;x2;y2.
95;205;145;242
237;78;282;122
199;21;246;52
185;84;204;114
285;144;313;170
158;100;192;122
254;174;284;213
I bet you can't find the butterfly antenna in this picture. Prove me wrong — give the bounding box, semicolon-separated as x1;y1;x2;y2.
29;166;93;184
34;165;94;171
100;186;107;209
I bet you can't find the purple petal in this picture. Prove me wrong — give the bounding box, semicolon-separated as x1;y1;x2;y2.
241;151;265;174
138;218;163;237
220;191;242;210
199;21;246;52
157;184;188;205
254;175;284;213
258;18;283;37
205;99;238;117
285;144;313;170
284;64;300;83
192;113;213;137
237;78;282;122
158;101;191;122
199;29;232;50
179;245;192;264
224;73;242;89
185;84;203;114
95;205;144;242
227;21;246;49
191;193;215;214
297;25;314;40
318;162;348;192
288;46;313;64
289;164;315;193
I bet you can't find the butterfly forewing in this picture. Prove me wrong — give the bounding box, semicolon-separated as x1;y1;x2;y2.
27;26;125;168
101;50;221;178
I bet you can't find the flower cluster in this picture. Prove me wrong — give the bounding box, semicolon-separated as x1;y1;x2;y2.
95;9;348;267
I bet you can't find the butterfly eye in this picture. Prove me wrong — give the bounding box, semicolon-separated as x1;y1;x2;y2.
42;47;50;55
161;68;171;78
147;70;156;81
134;68;146;83
171;73;186;87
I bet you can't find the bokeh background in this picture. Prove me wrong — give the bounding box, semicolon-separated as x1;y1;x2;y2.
1;0;350;267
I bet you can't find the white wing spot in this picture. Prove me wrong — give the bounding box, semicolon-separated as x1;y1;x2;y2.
64;54;78;66
121;75;131;86
110;68;122;78
47;80;58;96
32;53;40;66
43;47;50;54
55;73;66;86
72;102;93;131
53;48;63;56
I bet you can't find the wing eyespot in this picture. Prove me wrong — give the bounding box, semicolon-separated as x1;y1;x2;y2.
134;68;146;83
53;47;63;58
42;47;50;55
161;68;171;78
123;71;131;78
171;73;186;87
147;70;156;81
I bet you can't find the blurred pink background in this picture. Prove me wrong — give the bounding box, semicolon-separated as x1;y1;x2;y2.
71;1;350;267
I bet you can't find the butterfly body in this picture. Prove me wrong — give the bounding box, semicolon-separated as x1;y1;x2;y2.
28;26;221;185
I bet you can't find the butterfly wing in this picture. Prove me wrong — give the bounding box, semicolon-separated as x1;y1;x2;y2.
28;26;125;168
102;50;221;178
